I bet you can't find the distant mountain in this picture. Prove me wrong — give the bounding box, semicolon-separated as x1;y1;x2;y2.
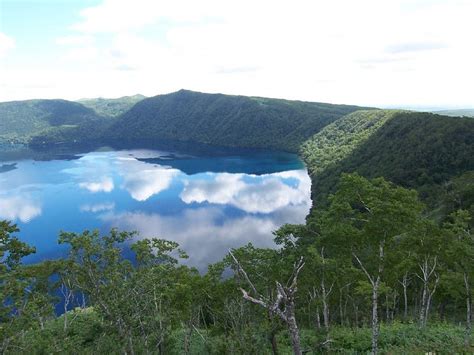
78;94;146;117
301;110;474;206
431;109;474;117
108;89;366;151
0;99;104;143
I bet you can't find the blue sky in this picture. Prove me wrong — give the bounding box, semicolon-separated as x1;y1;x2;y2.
0;0;473;108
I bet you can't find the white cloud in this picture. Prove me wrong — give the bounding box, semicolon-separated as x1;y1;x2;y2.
80;202;115;213
56;35;95;46
0;32;15;59
3;0;474;107
71;0;226;33
100;202;309;270
79;177;114;193
180;170;311;213
0;196;41;223
385;41;448;54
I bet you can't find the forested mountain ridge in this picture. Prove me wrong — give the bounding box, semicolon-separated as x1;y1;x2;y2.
78;94;146;117
0;99;106;144
107;89;367;151
301;109;474;207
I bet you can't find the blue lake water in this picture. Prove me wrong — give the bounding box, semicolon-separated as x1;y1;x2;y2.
0;146;311;270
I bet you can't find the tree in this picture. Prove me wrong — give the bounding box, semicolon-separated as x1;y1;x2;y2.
58;229;191;354
400;219;443;327
0;221;35;351
444;210;473;346
229;247;305;355
0;220;35;269
320;173;424;354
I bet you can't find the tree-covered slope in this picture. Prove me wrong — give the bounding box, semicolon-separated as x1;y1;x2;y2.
0;99;104;143
108;90;366;151
301;110;474;205
78;94;146;117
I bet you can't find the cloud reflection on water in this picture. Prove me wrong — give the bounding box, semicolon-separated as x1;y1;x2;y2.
100;202;310;271
0;195;42;223
115;157;180;201
180;170;311;213
79;177;114;193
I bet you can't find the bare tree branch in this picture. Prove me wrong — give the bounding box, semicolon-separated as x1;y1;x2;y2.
229;250;259;296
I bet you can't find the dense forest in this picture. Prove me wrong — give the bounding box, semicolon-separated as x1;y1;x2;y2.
1;90;473;353
106;90;365;151
0;99;105;144
0;95;146;146
78;94;146;117
301;110;474;209
23;90;366;152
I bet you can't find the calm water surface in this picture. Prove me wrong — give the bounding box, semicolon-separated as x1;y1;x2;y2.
0;146;311;270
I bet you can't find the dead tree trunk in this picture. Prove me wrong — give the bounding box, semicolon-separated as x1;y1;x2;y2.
230;251;305;355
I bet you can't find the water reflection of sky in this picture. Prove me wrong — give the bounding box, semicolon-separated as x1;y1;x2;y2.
0;149;311;271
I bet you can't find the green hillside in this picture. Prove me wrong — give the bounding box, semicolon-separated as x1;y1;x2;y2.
78;94;146;117
0;99;104;144
301;110;474;206
108;90;366;151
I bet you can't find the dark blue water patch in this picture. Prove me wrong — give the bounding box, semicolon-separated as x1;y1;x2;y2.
137;151;303;175
0;146;311;271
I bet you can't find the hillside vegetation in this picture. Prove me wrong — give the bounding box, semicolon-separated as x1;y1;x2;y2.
108;90;366;151
301;110;474;206
0;99;105;144
78;94;146;117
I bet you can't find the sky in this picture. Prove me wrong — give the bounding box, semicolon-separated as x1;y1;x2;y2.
0;0;473;108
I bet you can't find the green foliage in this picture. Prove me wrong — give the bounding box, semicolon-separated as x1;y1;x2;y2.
107;89;366;152
440;171;474;226
0;221;35;269
301;109;474;207
0;99;106;144
321;173;424;257
322;322;473;353
78;94;146;117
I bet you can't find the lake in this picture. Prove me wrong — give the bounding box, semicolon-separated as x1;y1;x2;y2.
0;145;311;270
